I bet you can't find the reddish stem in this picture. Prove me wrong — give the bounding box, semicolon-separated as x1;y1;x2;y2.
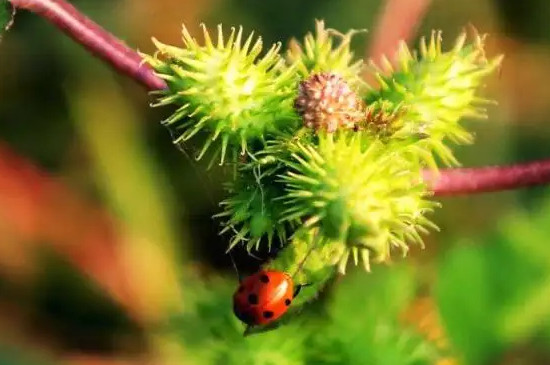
426;159;550;196
8;0;166;90
367;0;432;64
6;0;550;196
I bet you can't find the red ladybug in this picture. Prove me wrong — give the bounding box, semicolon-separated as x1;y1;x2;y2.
232;269;308;326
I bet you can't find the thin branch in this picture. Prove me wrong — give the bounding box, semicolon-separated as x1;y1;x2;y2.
426;159;550;196
7;0;550;196
8;0;166;90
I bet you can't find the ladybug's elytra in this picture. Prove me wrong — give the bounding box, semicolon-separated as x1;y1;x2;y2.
232;269;307;326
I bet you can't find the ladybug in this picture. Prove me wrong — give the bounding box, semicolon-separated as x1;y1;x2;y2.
232;269;308;327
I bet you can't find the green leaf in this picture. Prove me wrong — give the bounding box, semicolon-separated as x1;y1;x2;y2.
436;242;504;365
436;232;545;364
495;211;550;343
307;265;443;365
0;0;14;41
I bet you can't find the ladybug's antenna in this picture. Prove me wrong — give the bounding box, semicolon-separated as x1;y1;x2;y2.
227;250;243;283
168;128;217;207
291;229;322;279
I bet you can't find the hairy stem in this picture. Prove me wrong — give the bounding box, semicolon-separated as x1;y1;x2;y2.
8;0;550;196
426;159;550;196
8;0;166;90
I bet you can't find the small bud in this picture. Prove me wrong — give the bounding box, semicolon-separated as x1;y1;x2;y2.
355;101;405;137
294;73;365;132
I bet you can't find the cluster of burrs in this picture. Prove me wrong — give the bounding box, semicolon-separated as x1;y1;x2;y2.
144;21;501;283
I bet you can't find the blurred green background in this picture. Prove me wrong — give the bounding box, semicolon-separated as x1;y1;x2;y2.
1;0;550;364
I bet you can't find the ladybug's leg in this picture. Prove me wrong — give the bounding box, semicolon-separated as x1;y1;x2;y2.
243;322;280;337
243;325;253;337
293;283;312;298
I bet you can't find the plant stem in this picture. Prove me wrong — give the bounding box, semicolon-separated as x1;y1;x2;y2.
426;159;550;196
8;0;166;90
366;0;432;64
8;0;550;196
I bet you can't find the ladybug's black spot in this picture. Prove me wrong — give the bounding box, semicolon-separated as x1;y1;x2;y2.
233;304;254;325
248;293;258;305
263;311;274;319
284;298;291;306
260;274;270;283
